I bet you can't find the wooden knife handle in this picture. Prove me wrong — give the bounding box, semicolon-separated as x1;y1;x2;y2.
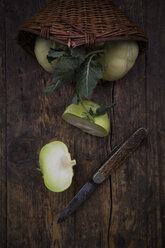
98;128;148;178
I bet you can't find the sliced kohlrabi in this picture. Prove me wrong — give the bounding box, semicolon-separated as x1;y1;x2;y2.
39;141;76;192
62;101;110;137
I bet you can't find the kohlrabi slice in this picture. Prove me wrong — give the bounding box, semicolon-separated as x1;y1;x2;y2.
100;40;139;81
39;141;76;192
62;101;110;137
34;37;60;73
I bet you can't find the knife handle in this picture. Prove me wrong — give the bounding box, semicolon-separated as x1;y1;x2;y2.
94;128;147;183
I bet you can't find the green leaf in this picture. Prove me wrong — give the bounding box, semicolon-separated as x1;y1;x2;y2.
89;107;94;116
55;56;81;72
55;43;68;51
52;56;81;84
45;80;63;98
47;48;66;63
76;55;103;99
45;85;57;98
72;93;78;104
70;46;86;61
96;103;116;116
47;57;82;97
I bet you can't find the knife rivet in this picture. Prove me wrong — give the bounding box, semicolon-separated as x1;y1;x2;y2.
93;172;105;184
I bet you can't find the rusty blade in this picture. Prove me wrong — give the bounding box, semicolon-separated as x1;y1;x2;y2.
57;144;120;223
57;181;97;223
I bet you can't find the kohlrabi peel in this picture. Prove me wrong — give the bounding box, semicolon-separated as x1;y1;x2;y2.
100;40;139;81
62;101;110;137
39;141;76;192
34;37;60;73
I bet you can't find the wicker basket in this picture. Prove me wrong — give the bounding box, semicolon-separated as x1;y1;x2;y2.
16;0;148;57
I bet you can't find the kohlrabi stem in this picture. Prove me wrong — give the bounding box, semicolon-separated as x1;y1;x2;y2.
71;159;76;166
85;49;105;59
78;93;94;122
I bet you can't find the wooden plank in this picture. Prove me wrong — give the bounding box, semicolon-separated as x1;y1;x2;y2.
144;0;165;247
109;0;165;247
67;83;113;248
4;0;165;247
108;0;148;247
0;0;7;247
5;0;70;247
5;1;113;247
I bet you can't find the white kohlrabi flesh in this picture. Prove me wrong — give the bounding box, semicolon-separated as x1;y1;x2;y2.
101;40;139;81
39;141;76;192
34;36;60;73
62;100;110;137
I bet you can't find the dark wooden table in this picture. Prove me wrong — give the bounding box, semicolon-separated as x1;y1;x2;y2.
0;0;165;247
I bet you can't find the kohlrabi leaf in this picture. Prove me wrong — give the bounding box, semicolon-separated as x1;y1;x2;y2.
70;46;86;61
89;107;94;116
96;103;116;116
54;42;68;51
72;93;78;104
76;55;103;99
45;81;63;98
52;56;81;84
45;84;57;98
47;48;66;63
45;56;83;98
55;56;81;72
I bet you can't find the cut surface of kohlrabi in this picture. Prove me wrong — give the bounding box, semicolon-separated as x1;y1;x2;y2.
62;101;110;137
39;141;76;192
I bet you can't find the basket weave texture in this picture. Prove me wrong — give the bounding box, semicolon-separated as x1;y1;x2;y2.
17;0;148;56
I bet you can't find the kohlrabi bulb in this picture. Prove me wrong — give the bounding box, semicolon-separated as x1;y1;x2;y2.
39;141;76;192
34;36;60;73
101;40;139;81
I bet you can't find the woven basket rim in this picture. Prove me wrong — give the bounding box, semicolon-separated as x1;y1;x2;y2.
16;0;148;56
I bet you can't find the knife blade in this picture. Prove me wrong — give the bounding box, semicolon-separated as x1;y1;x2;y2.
57;127;147;223
57;144;120;224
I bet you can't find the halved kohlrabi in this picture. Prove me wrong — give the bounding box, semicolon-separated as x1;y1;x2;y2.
34;36;60;73
62;101;110;137
39;141;76;192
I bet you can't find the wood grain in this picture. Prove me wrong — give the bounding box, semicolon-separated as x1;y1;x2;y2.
0;0;164;247
145;0;165;246
0;0;7;247
109;0;149;246
5;0;112;247
109;0;165;247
